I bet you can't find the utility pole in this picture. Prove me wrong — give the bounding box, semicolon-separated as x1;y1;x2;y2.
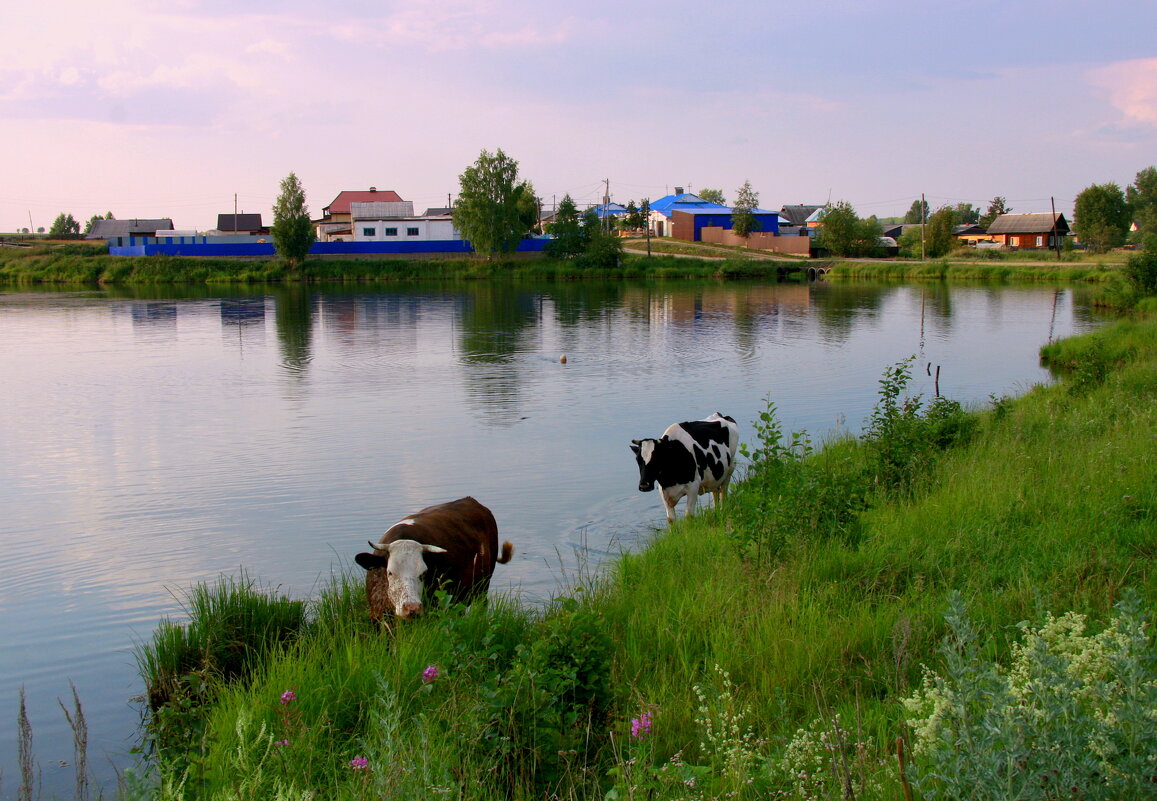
1050;196;1061;261
920;193;926;260
234;193;238;233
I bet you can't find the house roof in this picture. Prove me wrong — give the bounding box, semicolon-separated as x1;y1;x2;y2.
423;207;453;217
674;207;780;218
323;189;404;214
779;205;824;226
86;218;174;239
216;213;263;231
953;224;986;236
650;193;727;217
987;213;1068;235
593;202;629;218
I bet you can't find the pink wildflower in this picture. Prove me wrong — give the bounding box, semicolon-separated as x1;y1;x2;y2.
422;664;440;683
630;713;653;741
274;739;289;747
280;689;296;705
348;756;369;770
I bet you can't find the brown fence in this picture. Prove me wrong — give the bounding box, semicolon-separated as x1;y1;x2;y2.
700;227;812;257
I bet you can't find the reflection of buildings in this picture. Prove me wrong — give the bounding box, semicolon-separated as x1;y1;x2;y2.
220;297;267;326
129;302;177;328
624;284;813;327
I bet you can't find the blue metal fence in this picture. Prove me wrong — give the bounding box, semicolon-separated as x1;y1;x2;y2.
108;237;550;258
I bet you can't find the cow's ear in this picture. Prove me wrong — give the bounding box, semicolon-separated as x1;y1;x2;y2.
355;552;387;571
421;544;448;554
629;440;641;454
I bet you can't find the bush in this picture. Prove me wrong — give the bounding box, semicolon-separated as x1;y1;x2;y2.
903;591;1157;800
475;596;613;792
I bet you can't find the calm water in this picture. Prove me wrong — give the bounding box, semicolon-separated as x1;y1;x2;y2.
0;279;1100;796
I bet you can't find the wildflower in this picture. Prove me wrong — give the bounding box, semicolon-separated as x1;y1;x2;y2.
274;739;289;747
349;756;369;770
422;664;440;684
280;689;296;705
630;713;653;741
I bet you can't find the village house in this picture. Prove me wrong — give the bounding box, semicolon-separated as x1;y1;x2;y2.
349;202;458;241
212;213;266;235
86;218;174;240
315;188;405;241
986;212;1069;249
647;190;727;237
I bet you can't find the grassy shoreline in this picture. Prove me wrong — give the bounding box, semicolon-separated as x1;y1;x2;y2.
0;241;1133;287
115;304;1157;800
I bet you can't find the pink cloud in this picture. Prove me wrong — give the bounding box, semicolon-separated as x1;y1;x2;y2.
1088;58;1157;127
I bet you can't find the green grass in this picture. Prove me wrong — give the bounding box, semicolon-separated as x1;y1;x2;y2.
0;244;800;285
130;306;1157;799
827;258;1121;283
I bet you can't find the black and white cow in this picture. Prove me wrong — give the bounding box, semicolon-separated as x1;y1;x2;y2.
630;412;739;524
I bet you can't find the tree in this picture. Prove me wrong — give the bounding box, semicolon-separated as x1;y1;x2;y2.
731;180;760;238
453;148;533;259
48;213;80;237
925;206;960;258
514;181;540;234
623;201;644;232
815;200;881;257
698;188;726;205
953;203;980;225
1126;166;1157;247
1073;182;1130;253
545;196;622;267
979;196;1010;228
904;199;929;224
546;194;585;259
271;172;316;268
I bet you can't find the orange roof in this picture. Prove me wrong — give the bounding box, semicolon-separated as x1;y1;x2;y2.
324;189;404;214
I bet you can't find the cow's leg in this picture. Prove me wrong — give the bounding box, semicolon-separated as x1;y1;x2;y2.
684;487;699;517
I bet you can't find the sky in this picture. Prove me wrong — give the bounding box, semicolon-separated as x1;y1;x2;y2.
3;0;1156;232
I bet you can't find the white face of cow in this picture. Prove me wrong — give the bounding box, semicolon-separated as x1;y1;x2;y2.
377;539;447;619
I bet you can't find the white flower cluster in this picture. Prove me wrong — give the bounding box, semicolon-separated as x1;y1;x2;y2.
902;591;1157;800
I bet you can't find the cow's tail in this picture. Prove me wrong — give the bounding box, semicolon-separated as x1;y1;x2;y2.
497;541;514;564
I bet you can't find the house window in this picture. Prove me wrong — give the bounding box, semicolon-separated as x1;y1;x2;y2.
407;227;420;236
384;227;398;236
362;227;375;237
1035;236;1044;247
1010;236;1019;247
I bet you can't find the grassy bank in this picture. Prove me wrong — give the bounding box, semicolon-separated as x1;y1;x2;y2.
120;306;1157;800
0;243;801;285
826;258;1121;283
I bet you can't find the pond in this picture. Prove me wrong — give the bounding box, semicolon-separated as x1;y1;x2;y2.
0;279;1101;796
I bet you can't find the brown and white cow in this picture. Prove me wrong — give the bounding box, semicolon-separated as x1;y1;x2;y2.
354;496;513;621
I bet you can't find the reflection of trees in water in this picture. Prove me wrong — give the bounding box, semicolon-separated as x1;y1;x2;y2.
457;285;542;425
807;281;889;342
546;282;625;329
273;287;315;373
458;284;539;363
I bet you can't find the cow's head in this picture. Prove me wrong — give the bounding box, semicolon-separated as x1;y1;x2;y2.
630;437;664;492
355;539;447;621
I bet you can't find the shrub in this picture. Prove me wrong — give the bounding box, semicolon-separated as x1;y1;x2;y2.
475;596;613;792
903;591;1157;800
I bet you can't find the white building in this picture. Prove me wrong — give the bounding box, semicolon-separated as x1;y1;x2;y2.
350;202;459;241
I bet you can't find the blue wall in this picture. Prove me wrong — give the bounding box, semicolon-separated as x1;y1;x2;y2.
692;212;780;240
109;238;550;257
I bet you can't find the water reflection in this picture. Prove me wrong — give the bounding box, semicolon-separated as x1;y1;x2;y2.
273;287;315;373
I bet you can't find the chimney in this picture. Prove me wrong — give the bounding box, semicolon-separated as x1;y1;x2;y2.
369;187;377;193
675;186;685;195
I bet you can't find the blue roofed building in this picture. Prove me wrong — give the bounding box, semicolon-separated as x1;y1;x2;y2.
671;207;782;241
647;191;728;236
